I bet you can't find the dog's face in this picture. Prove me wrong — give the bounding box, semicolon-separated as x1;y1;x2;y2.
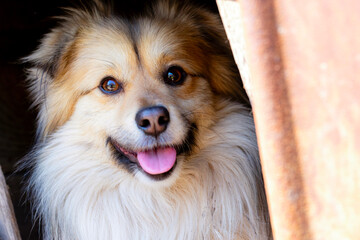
26;1;247;184
68;21;215;181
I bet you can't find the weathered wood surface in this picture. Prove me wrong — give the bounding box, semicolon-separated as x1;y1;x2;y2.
216;0;253;103
217;0;360;239
0;167;21;240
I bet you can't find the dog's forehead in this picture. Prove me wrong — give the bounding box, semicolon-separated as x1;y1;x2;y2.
75;25;138;78
134;20;202;72
74;23;176;80
72;19;204;88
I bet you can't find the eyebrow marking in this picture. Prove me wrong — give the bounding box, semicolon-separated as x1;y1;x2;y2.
133;43;141;63
189;73;204;78
79;86;98;96
128;22;141;64
81;57;117;68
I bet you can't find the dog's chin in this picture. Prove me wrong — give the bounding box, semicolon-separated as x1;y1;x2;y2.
108;124;196;182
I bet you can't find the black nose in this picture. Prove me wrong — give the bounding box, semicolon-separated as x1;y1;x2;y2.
135;106;170;137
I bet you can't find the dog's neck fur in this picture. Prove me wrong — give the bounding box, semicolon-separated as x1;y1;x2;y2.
27;100;269;240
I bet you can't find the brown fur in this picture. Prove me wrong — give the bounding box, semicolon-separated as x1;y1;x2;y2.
26;1;248;138
22;1;270;239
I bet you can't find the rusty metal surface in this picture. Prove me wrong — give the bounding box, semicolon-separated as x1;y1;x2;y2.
217;0;360;239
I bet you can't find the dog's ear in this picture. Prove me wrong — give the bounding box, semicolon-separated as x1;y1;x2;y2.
151;0;250;105
24;1;112;140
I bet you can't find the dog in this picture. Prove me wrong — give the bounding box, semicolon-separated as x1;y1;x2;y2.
21;0;271;239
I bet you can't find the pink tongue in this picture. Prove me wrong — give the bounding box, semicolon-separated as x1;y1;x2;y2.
137;147;177;175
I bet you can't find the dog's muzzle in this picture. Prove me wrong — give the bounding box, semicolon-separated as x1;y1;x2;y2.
108;106;197;181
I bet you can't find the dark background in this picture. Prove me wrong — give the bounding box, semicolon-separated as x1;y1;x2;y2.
0;0;218;239
1;1;72;239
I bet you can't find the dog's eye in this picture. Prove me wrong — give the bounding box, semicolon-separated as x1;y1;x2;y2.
164;66;186;86
99;77;122;94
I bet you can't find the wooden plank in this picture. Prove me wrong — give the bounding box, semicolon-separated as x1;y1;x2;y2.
216;0;253;102
217;0;360;239
0;167;21;240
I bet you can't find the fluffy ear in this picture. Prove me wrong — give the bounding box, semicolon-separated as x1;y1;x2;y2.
24;1;111;140
151;0;249;105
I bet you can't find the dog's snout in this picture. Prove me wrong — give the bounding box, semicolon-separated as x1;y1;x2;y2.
135;106;170;137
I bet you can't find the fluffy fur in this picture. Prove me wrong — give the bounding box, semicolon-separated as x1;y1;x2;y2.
21;1;271;239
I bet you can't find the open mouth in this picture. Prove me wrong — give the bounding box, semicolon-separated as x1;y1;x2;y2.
111;140;177;176
108;124;197;180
